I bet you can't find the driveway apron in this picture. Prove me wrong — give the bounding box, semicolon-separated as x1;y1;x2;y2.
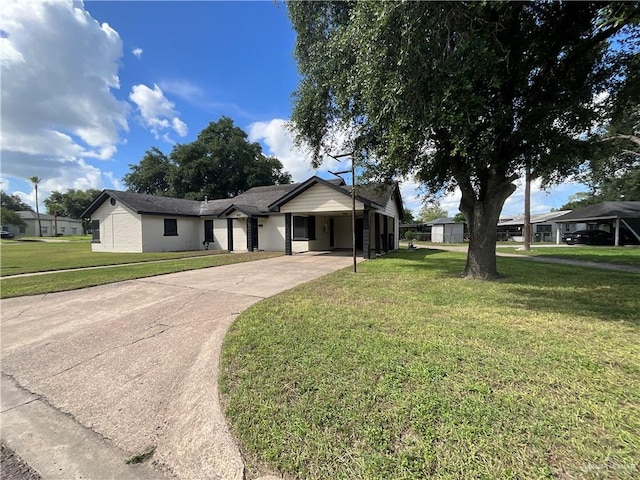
0;253;355;479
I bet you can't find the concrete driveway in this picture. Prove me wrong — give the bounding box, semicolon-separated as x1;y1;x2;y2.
1;252;355;479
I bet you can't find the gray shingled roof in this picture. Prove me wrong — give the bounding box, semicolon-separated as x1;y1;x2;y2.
428;217;457;225
17;211;82;222
101;190;202;216
552;202;640;222
82;176;402;219
200;183;299;216
350;183;395;208
497;210;571;226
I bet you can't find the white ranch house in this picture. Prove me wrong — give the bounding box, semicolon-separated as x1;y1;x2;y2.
82;176;403;258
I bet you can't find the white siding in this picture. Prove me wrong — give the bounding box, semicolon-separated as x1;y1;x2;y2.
91;203;142;252
214;215;248;251
292;239;310;253
212;219;229;250
280;183;364;213
432;224;464;243
381;195;400;249
140;216;202;252
232;217;247;251
259;215;286;251
333;215;352;249
309;214;331;250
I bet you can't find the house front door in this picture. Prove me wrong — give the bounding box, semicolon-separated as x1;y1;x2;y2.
204;220;214;243
329;218;335;248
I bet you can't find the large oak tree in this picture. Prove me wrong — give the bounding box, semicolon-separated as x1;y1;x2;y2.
124;117;292;200
288;1;639;278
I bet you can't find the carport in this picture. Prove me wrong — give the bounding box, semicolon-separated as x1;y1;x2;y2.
553;201;640;246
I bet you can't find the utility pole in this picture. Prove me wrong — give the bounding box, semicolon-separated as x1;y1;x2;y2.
328;152;357;273
523;159;531;251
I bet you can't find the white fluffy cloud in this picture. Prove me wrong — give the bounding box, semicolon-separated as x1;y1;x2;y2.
0;0;129;198
129;83;188;142
248;119;346;182
132;47;143;58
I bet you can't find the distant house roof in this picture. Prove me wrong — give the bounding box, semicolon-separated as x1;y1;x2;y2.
17;211;82;223
82;176;403;219
497;210;571;226
552;202;640;223
428;217;458;225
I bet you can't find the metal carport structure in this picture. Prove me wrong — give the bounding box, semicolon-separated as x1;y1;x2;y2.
552;201;640;246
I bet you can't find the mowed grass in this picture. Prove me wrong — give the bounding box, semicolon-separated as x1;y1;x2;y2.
220;249;640;480
0;251;282;298
497;245;640;266
0;238;241;276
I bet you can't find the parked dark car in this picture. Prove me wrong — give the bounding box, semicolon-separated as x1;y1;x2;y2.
562;229;613;245
0;230;15;239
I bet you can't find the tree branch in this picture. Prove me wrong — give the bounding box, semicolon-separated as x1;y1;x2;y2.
603;133;640;147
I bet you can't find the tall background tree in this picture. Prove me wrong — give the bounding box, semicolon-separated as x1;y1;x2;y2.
123;147;174;196
416;202;449;224
288;1;639;279
0;208;26;229
124;117;292;199
0;191;31;231
0;191;33;212
401;208;415;224
44;189;101;234
28;176;42;237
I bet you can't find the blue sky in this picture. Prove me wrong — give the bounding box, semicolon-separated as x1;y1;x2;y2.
1;0;586;218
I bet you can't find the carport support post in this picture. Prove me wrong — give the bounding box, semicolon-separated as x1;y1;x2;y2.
285;213;292;255
363;208;371;259
615;217;620;246
374;213;381;255
383;216;389;253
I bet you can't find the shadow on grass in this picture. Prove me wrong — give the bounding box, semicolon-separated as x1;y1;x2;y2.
387;248;639;326
496;257;639;326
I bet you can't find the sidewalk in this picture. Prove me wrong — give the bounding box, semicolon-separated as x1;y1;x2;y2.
422;244;640;274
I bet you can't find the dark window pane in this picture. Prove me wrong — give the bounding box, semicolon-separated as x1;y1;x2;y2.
91;220;100;242
293;216;307;240
164;218;178;236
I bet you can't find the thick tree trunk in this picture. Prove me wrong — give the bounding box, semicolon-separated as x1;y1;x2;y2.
459;176;516;280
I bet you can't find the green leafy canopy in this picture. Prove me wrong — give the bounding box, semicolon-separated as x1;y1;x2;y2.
124;117;292;199
288;1;639;278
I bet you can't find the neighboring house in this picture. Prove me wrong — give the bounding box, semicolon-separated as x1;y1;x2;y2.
3;211;84;237
82;175;403;256
552;201;640;246
428;217;465;243
496;210;572;243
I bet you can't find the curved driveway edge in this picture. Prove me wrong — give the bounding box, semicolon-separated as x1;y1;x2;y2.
1;252;356;479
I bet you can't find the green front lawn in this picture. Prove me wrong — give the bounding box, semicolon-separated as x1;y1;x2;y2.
0;251;282;298
498;245;640;266
0;238;236;276
220;249;640;479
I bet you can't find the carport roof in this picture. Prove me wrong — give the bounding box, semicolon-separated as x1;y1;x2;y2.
498;210;571;226
552;201;640;223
